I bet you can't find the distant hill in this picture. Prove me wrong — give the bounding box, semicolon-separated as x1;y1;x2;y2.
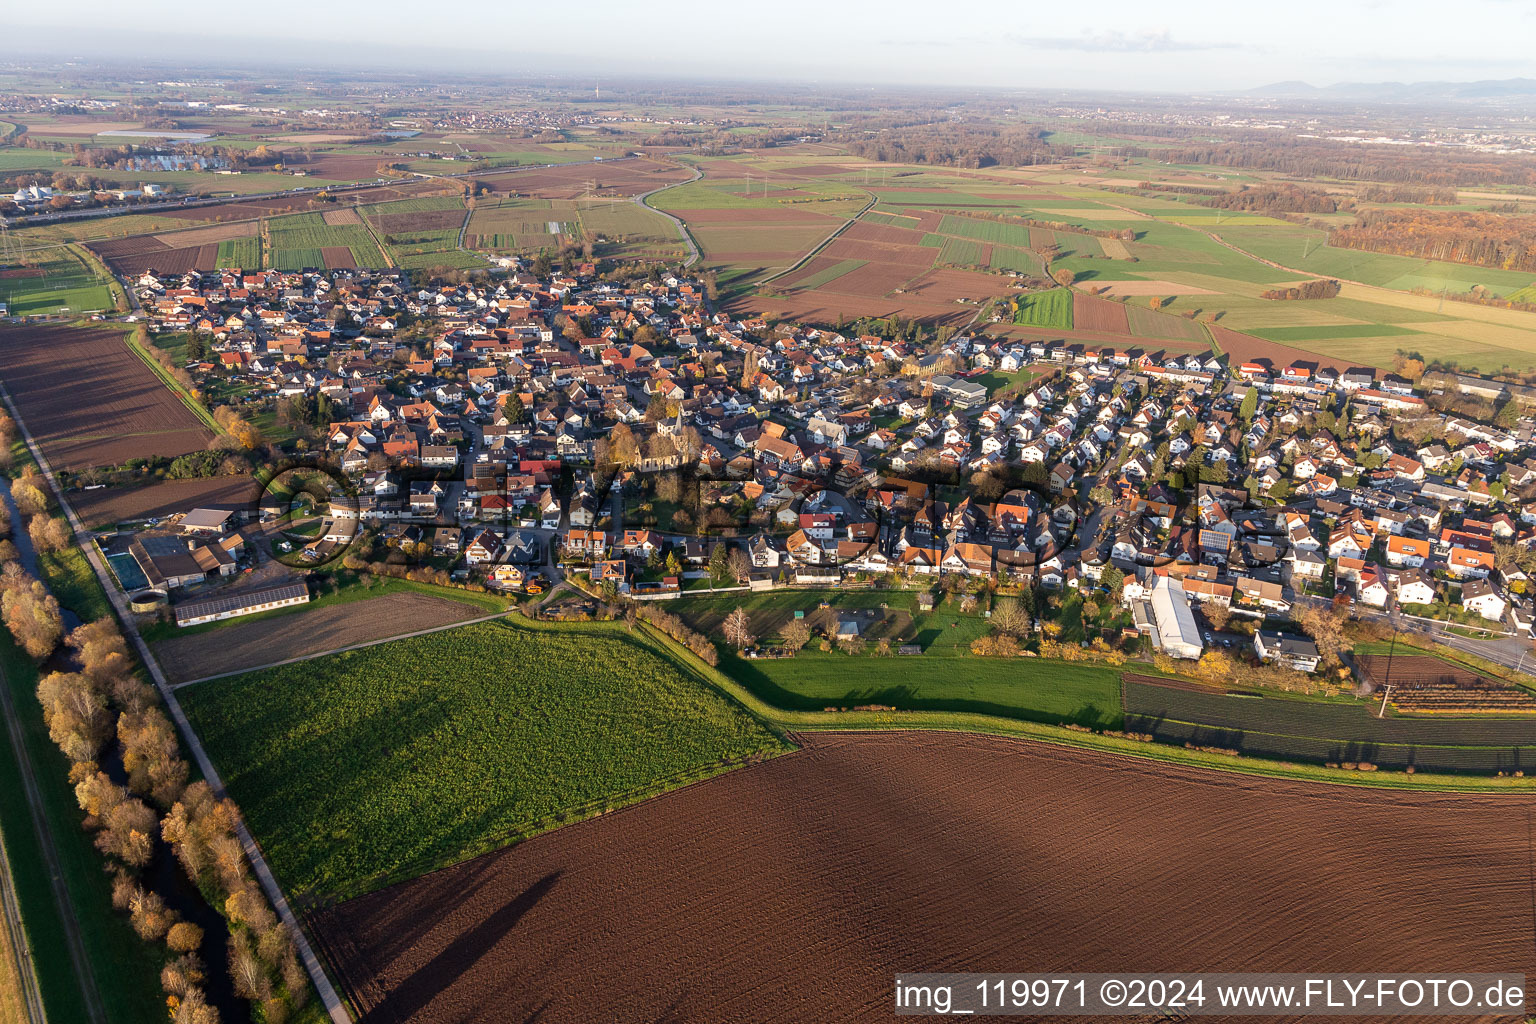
1242;78;1536;104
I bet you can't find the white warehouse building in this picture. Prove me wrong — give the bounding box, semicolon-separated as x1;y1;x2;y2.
1147;576;1204;660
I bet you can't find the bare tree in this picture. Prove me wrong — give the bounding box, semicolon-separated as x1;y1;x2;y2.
781;619;811;651
990;599;1029;637
722;607;755;649
727;548;752;584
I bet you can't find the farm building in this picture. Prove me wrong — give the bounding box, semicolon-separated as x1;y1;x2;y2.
130;533;237;590
174;582;310;627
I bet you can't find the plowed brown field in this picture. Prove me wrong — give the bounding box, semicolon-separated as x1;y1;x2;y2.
89;236;170;258
70;477;259;527
153;590;486;683
841;220;930;246
479;159;691;199
675;208;831;224
820;237;936;268
1073;291;1132;334
312;732;1536;1024
0;325;214;469
99;243;219;277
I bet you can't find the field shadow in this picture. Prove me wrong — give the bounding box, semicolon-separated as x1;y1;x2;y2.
362;870;562;1024
723;653;1118;728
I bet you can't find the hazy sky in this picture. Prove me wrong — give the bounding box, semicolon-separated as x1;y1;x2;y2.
10;0;1535;93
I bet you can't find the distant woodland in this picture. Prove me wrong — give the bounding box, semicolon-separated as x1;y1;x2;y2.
844;126;1074;168
1115;138;1536;189
1329;210;1536;273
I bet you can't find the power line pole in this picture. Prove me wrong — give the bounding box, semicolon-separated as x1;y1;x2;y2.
1377;629;1398;718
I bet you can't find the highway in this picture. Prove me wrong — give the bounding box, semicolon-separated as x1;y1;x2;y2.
3;154;642;231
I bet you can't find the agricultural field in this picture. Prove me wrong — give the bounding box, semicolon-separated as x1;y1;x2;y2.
266;210;388;270
1123;676;1536;773
1010;288;1074;328
465;198;564;251
0;325;213;470
475;157;694;201
651;166;866;293
153;588;498;683
313;731;1536;1023
177;618;789;903
0;245;116;316
1356;654;1536;713
215;235;262;268
69;476;258;528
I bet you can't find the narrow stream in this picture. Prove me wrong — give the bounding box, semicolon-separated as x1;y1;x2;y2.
0;475;82;632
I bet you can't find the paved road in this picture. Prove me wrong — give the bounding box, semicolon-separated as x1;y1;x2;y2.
635;164;703;267
758;187;878;287
0;379;354;1023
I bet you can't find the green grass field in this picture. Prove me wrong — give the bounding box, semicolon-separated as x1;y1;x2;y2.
0;638;165;1024
1217;224;1536;296
1012;288;1074;328
179;618;789;902
215;235;262;268
669;589;1121;727
935;215;1035;247
938;238;984;266
269;247;325;271
0;245;115;316
989;246;1044;273
727;649;1123;727
265;211;383;265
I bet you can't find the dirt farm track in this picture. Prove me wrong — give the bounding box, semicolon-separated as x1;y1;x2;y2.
313;732;1536;1024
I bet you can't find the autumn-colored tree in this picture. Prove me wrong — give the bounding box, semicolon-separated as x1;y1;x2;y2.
96;794;159;870
37;671;112;763
990;598;1029;637
172;985;221;1024
129;887;177;941
28;515;71;554
119;708;189;808
607;423;638;467
2;577;63;660
166;921;204;955
781;619;811;651
10;480;48;519
1296;604;1346;669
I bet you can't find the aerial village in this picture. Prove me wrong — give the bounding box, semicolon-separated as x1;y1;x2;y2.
104;257;1536;672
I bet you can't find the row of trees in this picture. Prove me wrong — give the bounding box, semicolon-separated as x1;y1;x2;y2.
0;463;311;1022
632;604;718;666
1259;279;1341;301
1193;184;1343;215
47;618;308;1023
